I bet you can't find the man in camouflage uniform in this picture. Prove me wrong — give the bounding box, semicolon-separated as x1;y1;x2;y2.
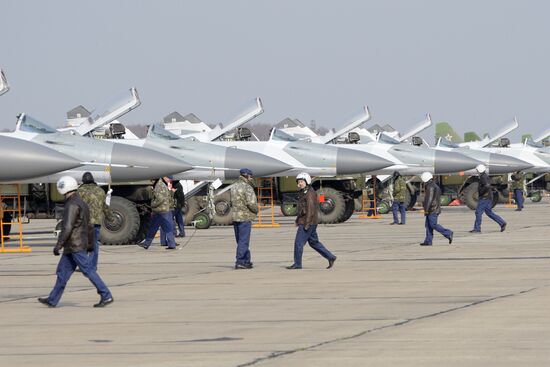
511;170;525;211
230;168;258;269
391;171;407;225
77;172;107;271
160;176;177;246
139;176;177;250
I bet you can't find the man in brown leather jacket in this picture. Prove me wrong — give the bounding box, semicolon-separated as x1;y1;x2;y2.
38;176;113;308
287;173;336;269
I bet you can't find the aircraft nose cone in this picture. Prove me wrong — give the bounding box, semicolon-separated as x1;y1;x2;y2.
336;147;393;175
434;150;480;174
488;153;533;174
0;136;82;181
224;148;292;178
110;144;193;181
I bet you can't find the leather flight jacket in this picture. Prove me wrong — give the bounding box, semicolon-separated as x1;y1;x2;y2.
54;193;93;254
478;172;493;201
423;180;441;215
295;187;319;227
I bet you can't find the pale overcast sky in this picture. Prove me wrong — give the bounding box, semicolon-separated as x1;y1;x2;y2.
1;0;549;142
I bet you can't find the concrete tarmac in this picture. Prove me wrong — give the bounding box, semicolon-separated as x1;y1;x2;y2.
0;203;549;366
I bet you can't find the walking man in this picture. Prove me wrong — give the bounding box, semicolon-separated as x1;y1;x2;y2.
420;172;453;246
287;172;336;270
470;164;507;233
391;171;407;225
139;176;178;250
230;168;258;269
511;170;525;211
78;172;107;271
38;176;113;308
172;179;186;237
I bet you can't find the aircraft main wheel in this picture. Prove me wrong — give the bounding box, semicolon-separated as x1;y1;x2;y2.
101;196;140;245
193;212;211;229
281;202;298;216
440;195;452;206
317;187;346;224
184;197;201;225
378;200;391;214
462;183;479;210
338;197;355;223
212;192;233;226
530;191;542;202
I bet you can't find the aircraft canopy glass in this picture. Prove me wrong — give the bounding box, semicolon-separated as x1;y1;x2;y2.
149;124;181;140
19;115;56;134
271;128;298;142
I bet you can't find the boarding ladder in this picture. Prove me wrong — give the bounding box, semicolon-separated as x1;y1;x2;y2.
358;176;381;219
253;177;280;228
0;184;31;253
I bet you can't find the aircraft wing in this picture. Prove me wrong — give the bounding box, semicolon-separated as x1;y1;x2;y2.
0;69;9;96
397;114;432;142
318;106;371;144
206;98;264;141
70;88;141;135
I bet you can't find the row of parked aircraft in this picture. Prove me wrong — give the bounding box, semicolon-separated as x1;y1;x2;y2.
1;67;547;243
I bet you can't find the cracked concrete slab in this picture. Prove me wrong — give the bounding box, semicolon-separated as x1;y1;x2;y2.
0;204;549;366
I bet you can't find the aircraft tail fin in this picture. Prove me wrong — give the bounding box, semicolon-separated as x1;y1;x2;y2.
0;69;9;96
319;105;370;144
435;122;463;144
72;88;141;135
397;114;432;142
206;98;263;141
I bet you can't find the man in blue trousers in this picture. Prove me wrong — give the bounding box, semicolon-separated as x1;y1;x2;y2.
470;164;507;233
230;168;258;269
287;172;336;270
511;171;525;211
420;172;453;246
38;176;113;308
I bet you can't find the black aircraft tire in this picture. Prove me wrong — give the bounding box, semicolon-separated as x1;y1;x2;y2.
100;196;140;246
212;192;233;226
317;187;346;224
338;198;355;223
462;183;479;210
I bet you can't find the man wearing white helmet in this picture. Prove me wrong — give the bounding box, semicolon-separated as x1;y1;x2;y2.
420;172;453;246
287;172;337;270
38;176;113;308
470;164;507;233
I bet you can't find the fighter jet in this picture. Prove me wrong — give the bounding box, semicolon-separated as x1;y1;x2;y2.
0;69;84;182
80;123;293;180
0;136;84;183
70;97;293;179
434;119;533;173
279;113;481;175
167;98;265;142
208;106;394;176
0;114;193;183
